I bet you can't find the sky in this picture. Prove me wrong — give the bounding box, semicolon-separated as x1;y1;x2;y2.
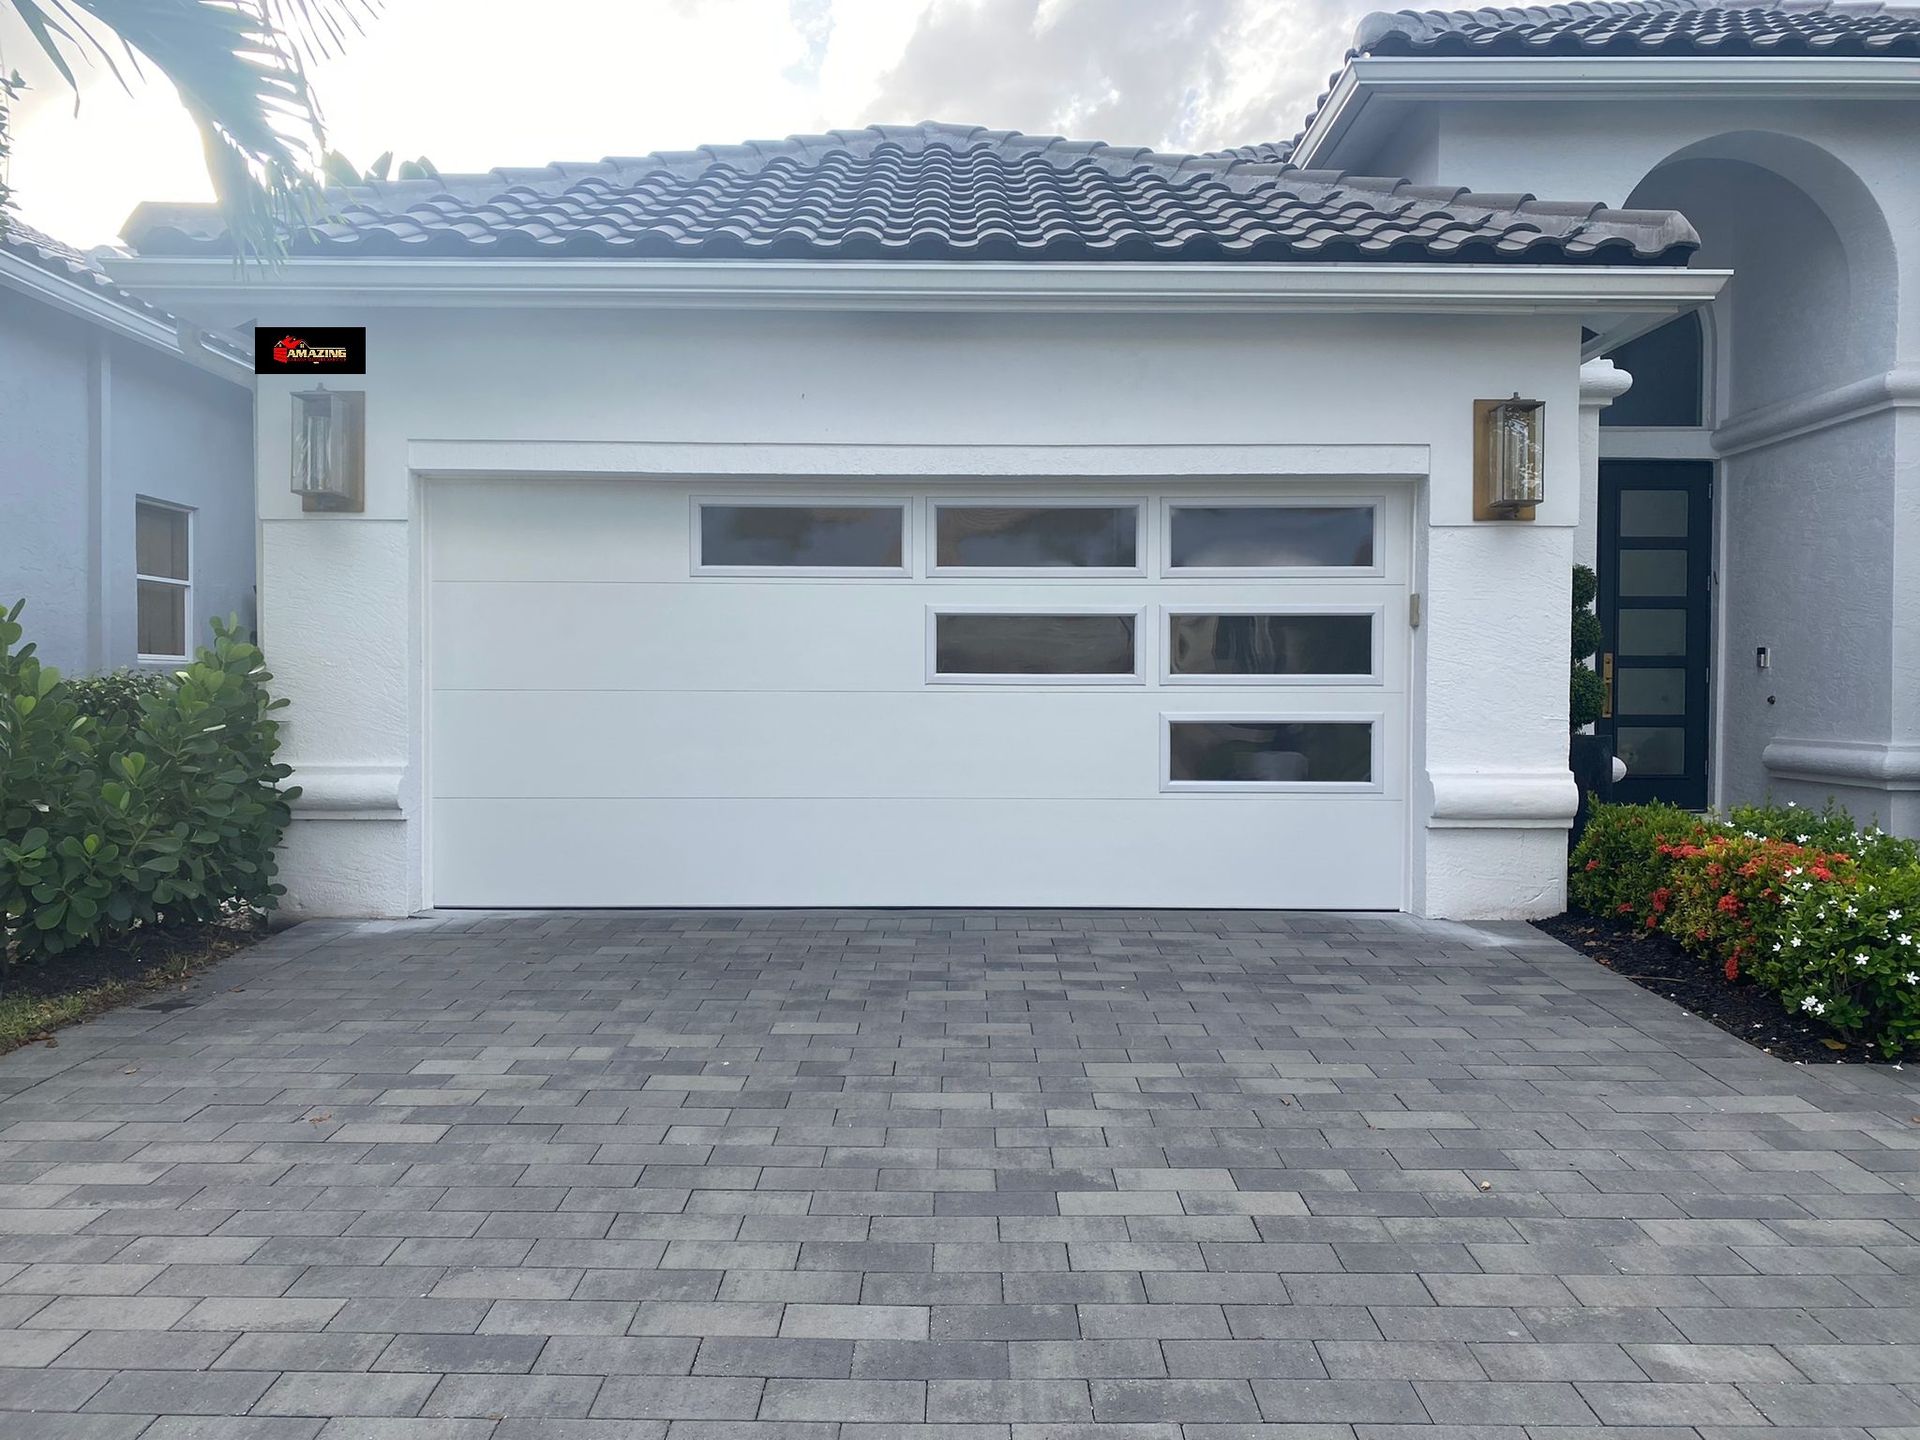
0;0;1376;249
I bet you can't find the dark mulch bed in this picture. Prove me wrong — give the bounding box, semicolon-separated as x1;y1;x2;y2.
0;913;266;1054
1533;912;1909;1065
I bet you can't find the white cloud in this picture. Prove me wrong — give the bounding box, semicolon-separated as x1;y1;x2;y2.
0;0;1373;248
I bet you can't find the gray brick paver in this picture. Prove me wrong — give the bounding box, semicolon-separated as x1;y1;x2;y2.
0;909;1914;1432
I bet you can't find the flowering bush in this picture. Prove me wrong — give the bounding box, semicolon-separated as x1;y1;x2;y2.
1568;800;1707;925
1569;800;1920;1056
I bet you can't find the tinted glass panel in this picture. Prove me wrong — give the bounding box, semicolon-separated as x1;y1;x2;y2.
1600;312;1703;428
935;613;1136;676
1169;614;1372;677
1617;608;1687;657
936;506;1136;568
1617;725;1685;777
1619;490;1689;538
136;503;189;580
1617;549;1688;597
1169;506;1374;569
1617;667;1686;715
137;579;186;657
1168;721;1372;784
701;505;903;567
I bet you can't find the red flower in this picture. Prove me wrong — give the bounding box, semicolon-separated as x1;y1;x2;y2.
1717;894;1742;915
1724;954;1740;982
1584;859;1600;872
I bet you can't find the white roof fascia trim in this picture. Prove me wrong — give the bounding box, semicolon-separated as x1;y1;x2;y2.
1295;54;1920;166
0;250;251;385
103;257;1727;317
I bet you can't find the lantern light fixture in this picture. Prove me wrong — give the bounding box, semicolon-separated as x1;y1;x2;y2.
291;385;365;512
1474;394;1545;521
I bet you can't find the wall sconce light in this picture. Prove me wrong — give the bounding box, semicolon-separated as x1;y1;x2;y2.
291;386;365;513
1473;394;1545;521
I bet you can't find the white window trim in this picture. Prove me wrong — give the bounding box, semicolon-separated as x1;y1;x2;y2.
1159;495;1386;579
691;496;913;577
1160;605;1384;687
926;498;1147;578
926;604;1148;686
1159;712;1385;794
135;497;194;664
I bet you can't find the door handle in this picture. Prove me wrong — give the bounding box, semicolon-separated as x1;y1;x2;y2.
1601;653;1614;720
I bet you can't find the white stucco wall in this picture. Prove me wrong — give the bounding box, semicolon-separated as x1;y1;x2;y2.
246;302;1587;920
1331;91;1920;832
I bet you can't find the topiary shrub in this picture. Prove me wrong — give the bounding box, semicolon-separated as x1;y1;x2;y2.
1570;563;1605;729
0;600;299;967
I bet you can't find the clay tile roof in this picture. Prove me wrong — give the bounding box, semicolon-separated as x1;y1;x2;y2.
1;218;249;360
1353;0;1920;55
121;120;1696;266
1299;2;1920;146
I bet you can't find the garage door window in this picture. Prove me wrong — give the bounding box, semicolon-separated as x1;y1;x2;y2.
933;504;1140;572
697;502;906;573
1167;503;1376;573
931;610;1140;682
1164;717;1376;789
1167;611;1376;683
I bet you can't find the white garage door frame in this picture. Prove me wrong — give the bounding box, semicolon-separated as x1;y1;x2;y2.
409;438;1431;912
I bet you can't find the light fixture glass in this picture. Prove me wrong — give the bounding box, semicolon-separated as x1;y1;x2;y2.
291;386;365;512
1476;395;1545;519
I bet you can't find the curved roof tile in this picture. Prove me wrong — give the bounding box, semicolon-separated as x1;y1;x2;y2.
122;121;1696;266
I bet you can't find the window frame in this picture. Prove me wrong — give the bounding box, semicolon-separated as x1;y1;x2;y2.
926;498;1147;578
1159;712;1384;794
691;496;913;577
134;497;194;665
1160;605;1384;687
925;604;1148;686
1159;496;1386;579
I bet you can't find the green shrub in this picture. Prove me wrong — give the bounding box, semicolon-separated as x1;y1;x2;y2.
0;600;299;966
64;669;174;730
1570;564;1604;730
1569;799;1705;924
1568;797;1920;1055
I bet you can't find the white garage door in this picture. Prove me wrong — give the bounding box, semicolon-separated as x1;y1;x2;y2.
428;479;1410;908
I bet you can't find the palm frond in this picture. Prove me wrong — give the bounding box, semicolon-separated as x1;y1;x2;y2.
9;0;380;263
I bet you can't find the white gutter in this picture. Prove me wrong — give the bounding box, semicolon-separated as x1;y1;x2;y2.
1295;54;1920;166
0;250;252;386
103;257;1726;319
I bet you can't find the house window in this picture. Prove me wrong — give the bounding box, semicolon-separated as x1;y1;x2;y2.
1600;312;1704;428
696;502;906;572
135;500;191;661
1167;503;1376;572
930;610;1140;682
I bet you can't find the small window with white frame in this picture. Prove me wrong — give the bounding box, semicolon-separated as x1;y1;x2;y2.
1163;499;1381;576
693;500;909;575
1163;607;1381;685
135;499;192;662
930;501;1143;575
1161;714;1380;791
928;606;1144;684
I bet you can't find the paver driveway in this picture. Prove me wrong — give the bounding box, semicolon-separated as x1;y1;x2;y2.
1;910;1918;1440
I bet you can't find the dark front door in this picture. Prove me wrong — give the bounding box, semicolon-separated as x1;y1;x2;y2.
1598;460;1713;809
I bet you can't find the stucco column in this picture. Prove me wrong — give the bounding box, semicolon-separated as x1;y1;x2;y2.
1576;359;1633;570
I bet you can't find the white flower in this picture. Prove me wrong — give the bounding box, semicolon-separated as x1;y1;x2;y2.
1800;996;1826;1015
1856;956;1869;968
1790;936;1802;948
1797;834;1811;844
1844;905;1858;918
1890;910;1903;922
1906;972;1919;985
